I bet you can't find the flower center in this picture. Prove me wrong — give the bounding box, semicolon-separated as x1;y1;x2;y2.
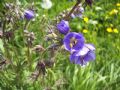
70;37;77;48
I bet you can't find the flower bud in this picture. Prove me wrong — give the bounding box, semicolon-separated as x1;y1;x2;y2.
24;30;35;47
4;31;14;40
32;45;45;52
37;61;46;75
71;4;84;19
85;0;93;6
57;20;70;35
24;10;35;20
44;60;54;68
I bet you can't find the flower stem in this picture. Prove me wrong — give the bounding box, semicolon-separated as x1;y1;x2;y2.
64;1;81;21
25;21;32;69
2;19;15;70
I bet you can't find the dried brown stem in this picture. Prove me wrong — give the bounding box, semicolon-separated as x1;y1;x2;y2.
64;1;81;21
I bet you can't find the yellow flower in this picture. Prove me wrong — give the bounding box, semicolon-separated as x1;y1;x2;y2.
83;17;89;23
116;3;120;6
109;9;118;15
83;29;88;33
106;27;113;33
113;28;119;33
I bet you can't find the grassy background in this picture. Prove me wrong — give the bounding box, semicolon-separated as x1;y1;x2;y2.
0;0;120;90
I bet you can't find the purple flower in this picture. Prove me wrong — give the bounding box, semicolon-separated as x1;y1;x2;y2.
63;32;85;52
57;20;70;35
85;0;93;6
70;44;95;66
24;10;34;20
74;44;95;56
71;5;84;19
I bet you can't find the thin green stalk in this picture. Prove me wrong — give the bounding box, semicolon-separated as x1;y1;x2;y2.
24;20;32;69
